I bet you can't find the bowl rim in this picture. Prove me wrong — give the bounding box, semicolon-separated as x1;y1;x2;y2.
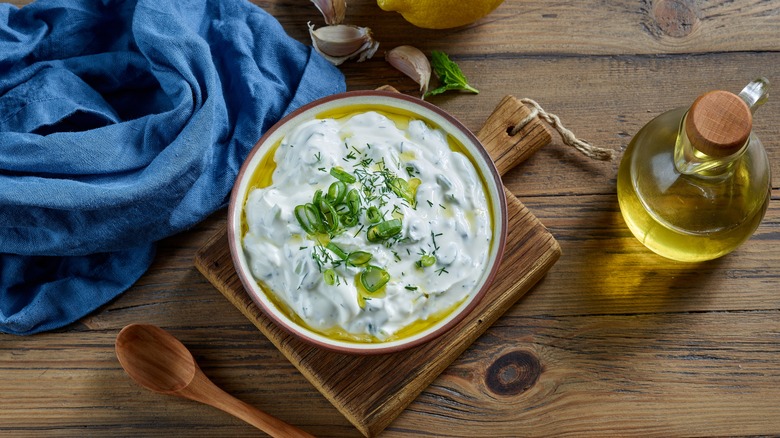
227;90;508;354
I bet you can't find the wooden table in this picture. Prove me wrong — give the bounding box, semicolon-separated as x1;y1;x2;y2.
2;1;779;436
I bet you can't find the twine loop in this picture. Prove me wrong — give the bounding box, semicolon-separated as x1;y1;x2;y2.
510;98;615;161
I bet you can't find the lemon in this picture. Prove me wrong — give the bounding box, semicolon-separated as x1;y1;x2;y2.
377;0;505;29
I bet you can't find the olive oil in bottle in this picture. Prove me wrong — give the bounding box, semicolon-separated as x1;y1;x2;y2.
617;78;771;262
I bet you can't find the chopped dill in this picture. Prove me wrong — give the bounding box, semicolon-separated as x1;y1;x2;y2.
431;230;442;252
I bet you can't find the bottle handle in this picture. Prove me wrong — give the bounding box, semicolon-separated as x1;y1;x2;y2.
738;77;770;114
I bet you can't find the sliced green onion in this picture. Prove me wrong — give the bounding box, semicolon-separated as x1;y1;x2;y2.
330;166;356;184
416;254;436;268
366;206;382;224
340;213;358;227
323;269;337;285
346;189;361;215
295;203;324;234
360;265;389;293
312;189;323;205
366;226;380;242
327;181;347;205
347;251;372;266
367;219;402;242
388;177;420;206
306;203;326;233
387;177;407;198
326;242;348;260
318;199;339;233
294;205;313;234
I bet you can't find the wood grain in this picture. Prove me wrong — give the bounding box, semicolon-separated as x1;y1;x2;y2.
255;0;780;55
414;310;780;437
2;1;779;437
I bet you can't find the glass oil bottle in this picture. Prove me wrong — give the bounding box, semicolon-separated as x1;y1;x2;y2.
617;78;771;262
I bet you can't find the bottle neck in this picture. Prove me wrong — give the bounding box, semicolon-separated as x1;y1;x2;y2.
673;112;748;179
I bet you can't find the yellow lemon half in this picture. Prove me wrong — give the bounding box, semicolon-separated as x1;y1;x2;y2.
378;0;505;29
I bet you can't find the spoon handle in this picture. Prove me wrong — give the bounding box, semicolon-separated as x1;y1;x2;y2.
183;368;315;438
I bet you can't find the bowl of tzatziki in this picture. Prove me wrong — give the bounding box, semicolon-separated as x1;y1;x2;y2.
228;90;507;354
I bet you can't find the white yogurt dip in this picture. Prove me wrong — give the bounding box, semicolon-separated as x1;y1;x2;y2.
243;110;492;341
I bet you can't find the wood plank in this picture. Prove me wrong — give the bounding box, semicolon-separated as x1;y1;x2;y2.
394;310;780;437
0;330;352;437
517;192;780;316
260;1;780;55
4;311;780;437
11;1;774;56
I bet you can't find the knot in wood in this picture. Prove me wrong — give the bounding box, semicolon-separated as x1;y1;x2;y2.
485;351;541;396
651;0;699;38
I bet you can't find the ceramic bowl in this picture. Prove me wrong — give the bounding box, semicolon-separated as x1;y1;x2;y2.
228;90;507;354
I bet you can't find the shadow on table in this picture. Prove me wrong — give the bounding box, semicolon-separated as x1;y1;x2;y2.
563;193;729;315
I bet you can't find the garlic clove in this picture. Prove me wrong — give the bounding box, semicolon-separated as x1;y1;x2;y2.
308;23;379;66
310;24;368;57
310;0;346;25
385;45;431;97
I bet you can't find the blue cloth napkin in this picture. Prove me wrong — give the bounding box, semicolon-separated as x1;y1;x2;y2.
0;0;346;335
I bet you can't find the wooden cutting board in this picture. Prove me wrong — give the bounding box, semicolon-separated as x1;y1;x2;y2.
194;95;561;437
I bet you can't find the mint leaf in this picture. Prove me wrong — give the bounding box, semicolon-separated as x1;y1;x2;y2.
424;51;479;98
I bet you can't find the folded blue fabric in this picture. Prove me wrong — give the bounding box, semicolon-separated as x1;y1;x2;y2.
0;0;346;334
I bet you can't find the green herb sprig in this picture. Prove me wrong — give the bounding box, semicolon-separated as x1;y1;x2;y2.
425;51;479;98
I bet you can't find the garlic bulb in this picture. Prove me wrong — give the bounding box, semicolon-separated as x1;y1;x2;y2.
308;23;379;66
386;45;431;97
310;0;346;25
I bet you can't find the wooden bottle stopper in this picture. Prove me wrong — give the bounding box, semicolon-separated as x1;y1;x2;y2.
685;90;752;157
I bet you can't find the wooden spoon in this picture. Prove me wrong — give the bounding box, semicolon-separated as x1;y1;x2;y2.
115;323;314;438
